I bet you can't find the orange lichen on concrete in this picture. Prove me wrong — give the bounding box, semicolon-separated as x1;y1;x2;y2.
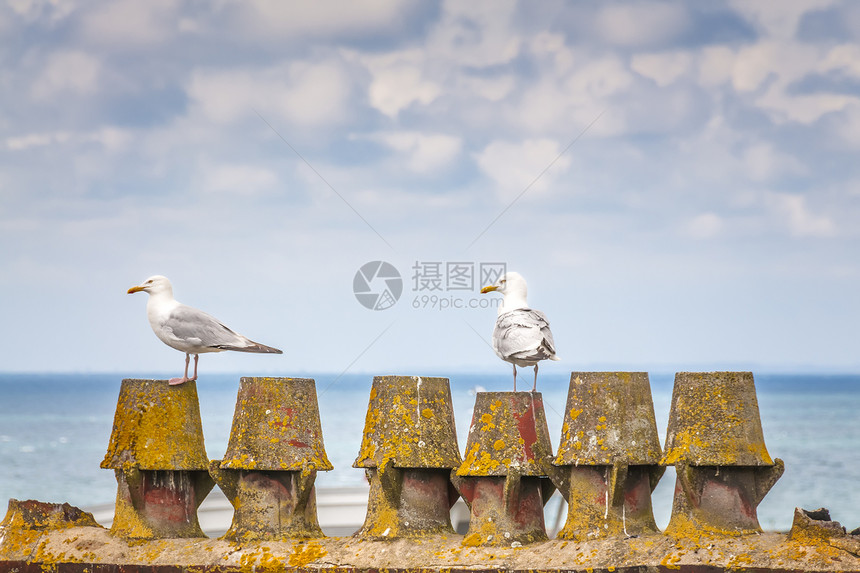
457;392;554;477
0;500;101;564
354;376;461;470
3;525;860;571
661;372;774;467
554;372;662;467
220;377;333;472
288;540;328;566
101;379;209;471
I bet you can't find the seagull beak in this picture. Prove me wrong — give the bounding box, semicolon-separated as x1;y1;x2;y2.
480;285;498;294
127;285;145;294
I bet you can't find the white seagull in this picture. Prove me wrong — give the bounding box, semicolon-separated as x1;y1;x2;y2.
480;272;559;392
128;275;282;385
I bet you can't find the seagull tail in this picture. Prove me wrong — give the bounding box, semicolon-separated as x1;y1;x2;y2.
219;341;283;354
550;355;561;361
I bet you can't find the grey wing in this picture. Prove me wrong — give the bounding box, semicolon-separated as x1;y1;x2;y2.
164;305;247;349
494;309;557;361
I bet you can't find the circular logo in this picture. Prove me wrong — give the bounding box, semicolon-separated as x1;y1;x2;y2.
353;261;403;310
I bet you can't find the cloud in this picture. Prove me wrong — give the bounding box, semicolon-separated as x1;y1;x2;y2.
698;46;735;88
186;59;353;127
457;74;516;103
820;44;860;77
728;40;860;124
5;131;71;150
768;193;836;237
743;142;807;182
365;131;463;173
830;103;860;148
200;163;279;195
427;0;521;67
683;213;724;239
78;0;179;47
475;138;573;202
631;51;692;87
729;0;839;39
515;55;633;135
594;2;690;47
5;127;130;152
233;0;410;38
358;50;442;118
7;0;75;24
30;50;101;100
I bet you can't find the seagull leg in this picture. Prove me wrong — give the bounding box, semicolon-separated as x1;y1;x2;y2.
169;354;191;385
190;354;199;381
532;364;538;392
512;363;518;392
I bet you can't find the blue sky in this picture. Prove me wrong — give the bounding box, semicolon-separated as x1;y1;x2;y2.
1;0;859;376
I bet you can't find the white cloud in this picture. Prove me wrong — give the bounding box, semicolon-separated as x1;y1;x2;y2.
564;56;635;100
631;51;692;86
201;163;279;195
235;0;409;37
743;142;806;182
79;0;179;46
530;32;575;73
515;56;633;135
475;138;573;202
6;127;130;152
186;60;352;126
729;40;860;124
8;0;75;23
697;46;735;88
832;103;860;148
757;85;857;124
367;131;463;173
728;0;838;39
820;44;860;78
457;74;516;103
6;131;70;150
594;2;690;47
768;193;836;237
683;213;724;239
427;0;521;67
31;50;101;100
361;51;442;118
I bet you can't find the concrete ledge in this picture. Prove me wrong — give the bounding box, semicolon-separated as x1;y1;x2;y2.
2;526;860;572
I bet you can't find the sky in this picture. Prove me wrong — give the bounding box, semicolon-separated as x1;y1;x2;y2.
1;0;859;376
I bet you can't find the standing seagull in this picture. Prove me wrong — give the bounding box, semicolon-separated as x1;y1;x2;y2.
128;275;282;385
480;272;559;391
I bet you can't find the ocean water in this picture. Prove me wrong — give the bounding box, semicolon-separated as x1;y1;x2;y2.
0;372;858;532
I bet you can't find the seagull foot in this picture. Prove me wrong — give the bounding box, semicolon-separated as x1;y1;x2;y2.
168;377;189;385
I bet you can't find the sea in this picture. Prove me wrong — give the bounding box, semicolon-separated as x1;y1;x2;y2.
1;372;858;533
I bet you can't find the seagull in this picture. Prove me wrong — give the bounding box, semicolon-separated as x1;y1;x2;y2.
480;272;559;392
128;275;282;385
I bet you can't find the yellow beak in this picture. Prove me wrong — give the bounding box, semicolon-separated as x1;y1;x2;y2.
127;285;145;294
480;285;498;294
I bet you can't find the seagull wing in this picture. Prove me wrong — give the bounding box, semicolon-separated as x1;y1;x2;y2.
158;304;248;351
493;308;557;362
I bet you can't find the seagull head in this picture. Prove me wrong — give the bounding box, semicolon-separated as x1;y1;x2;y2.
480;270;528;308
481;271;526;296
128;275;173;297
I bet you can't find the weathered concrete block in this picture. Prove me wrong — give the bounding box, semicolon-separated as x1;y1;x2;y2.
661;372;784;536
453;391;557;547
101;379;213;539
551;372;665;540
354;375;462;539
210;377;332;540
